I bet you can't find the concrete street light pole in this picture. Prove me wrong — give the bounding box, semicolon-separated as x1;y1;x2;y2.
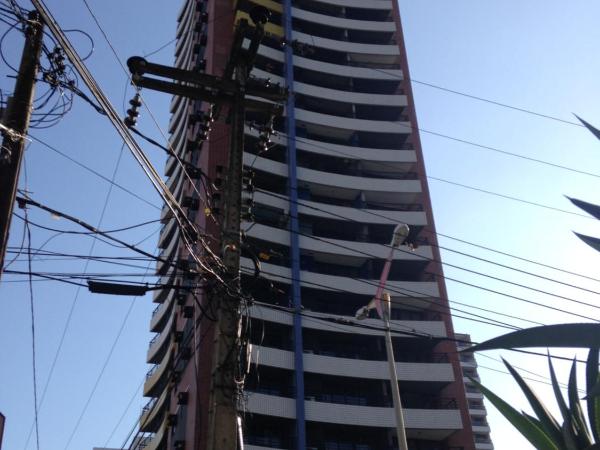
355;223;410;450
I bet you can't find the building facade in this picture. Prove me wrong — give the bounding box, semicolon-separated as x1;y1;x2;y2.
455;334;494;450
138;0;479;449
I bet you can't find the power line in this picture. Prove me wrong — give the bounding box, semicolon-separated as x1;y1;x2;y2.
28;133;160;210
267;130;592;221
298;35;599;178
61;261;153;450
241;265;534;332
405;76;583;128
252;188;600;320
21;142;127;450
247;171;600;293
24;204;41;450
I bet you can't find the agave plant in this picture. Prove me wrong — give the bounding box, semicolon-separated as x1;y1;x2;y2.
568;116;600;253
466;323;600;450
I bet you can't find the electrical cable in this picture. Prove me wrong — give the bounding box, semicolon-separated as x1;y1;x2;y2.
28;133;160;210
279;34;600;180
19;143;127;450
24;186;41;450
258;129;593;221
249;299;587;364
31;0;203;264
241;265;534;331
60;260;153;450
251;188;600;320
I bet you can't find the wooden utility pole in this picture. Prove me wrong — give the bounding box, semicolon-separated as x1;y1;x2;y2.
127;7;285;450
0;11;44;277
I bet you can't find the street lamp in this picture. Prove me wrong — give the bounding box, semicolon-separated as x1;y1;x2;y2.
355;223;410;450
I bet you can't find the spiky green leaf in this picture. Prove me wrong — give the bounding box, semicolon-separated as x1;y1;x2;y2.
549;354;580;448
469;377;559;450
466;324;600;353
586;348;600;442
566;197;600;220
502;358;563;444
568;358;593;447
575;115;600;141
574;233;600;253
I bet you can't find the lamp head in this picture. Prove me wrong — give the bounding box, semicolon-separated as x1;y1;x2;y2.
391;223;410;247
355;306;369;320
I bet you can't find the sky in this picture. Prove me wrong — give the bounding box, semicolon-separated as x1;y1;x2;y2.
1;1;600;450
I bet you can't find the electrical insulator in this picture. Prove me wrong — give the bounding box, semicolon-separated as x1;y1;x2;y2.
241;190;254;221
207;105;215;122
185;165;202;179
242;169;254;191
124;93;142;127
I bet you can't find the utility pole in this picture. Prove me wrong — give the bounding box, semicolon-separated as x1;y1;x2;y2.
0;11;44;277
127;7;285;450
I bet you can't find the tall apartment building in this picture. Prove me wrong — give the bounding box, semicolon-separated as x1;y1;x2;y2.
137;0;478;449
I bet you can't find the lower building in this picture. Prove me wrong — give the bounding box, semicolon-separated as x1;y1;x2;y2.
455;334;494;450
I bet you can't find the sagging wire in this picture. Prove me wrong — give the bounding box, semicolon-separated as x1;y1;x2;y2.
0;2;96;129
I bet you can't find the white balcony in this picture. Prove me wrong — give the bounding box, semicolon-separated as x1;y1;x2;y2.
246;126;415;163
250;346;454;383
473;425;491;433
243;222;432;264
246;154;420;196
295;108;410;134
153;269;177;304
469;408;487;417
251;190;427;226
246;304;447;338
142;416;168;450
157;216;178;249
149;289;175;332
147;313;174;364
311;0;392;10
252;69;406;107
293;7;396;32
139;388;168;433
246;393;462;439
143;345;173;397
292;30;399;58
475;442;494;450
240;257;440;307
254;43;403;81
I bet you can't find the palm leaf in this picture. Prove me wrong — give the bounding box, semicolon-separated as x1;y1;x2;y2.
575;115;600;141
567;358;593;447
587;348;600;442
469;377;559;450
466;324;600;352
566;197;600;220
575;233;600;253
502;358;563;444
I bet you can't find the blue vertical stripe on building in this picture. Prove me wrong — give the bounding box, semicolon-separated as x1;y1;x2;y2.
282;0;306;448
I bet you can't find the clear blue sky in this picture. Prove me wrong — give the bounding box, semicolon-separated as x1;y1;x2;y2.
1;1;600;449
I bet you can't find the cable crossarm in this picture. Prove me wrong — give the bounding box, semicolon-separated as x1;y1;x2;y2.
14;195;197;276
29;0;197;244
